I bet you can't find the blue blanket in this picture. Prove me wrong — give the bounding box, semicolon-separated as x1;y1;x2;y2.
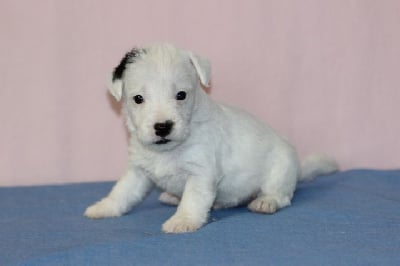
1;170;399;265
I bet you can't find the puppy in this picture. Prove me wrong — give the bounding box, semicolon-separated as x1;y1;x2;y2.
84;44;338;233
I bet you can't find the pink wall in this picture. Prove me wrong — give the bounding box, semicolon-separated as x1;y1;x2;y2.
1;0;399;186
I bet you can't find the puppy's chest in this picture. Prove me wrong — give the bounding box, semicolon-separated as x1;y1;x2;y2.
136;153;188;194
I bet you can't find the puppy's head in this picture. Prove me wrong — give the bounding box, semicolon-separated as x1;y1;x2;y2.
109;44;211;150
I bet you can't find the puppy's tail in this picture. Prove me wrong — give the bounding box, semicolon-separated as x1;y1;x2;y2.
298;154;339;182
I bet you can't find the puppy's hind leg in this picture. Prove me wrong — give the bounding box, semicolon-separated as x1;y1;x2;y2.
159;192;180;206
248;149;299;214
85;168;153;219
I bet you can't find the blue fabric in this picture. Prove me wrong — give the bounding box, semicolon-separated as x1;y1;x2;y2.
1;170;399;265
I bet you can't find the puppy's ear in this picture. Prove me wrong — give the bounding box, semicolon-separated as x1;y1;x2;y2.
109;77;123;102
109;48;143;101
189;53;211;88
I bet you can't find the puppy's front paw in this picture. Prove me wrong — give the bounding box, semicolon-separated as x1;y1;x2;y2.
84;198;123;219
162;214;202;234
248;196;278;214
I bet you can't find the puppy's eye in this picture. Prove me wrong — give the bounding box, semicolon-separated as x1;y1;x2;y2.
176;91;187;101
133;95;144;104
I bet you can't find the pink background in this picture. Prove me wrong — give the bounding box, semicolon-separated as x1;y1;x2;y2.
1;0;399;186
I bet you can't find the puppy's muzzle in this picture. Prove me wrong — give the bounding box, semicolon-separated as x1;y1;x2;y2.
154;120;174;138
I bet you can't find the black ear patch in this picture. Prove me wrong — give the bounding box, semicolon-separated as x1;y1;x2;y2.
112;48;144;81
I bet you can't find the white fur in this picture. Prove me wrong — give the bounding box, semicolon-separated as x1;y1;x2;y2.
84;44;339;233
300;154;339;182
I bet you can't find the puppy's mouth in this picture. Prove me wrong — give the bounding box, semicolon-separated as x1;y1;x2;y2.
155;138;171;145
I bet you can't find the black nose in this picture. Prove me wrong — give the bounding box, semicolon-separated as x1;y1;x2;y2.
154;120;174;137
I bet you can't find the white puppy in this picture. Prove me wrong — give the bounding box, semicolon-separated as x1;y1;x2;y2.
84;44;338;233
